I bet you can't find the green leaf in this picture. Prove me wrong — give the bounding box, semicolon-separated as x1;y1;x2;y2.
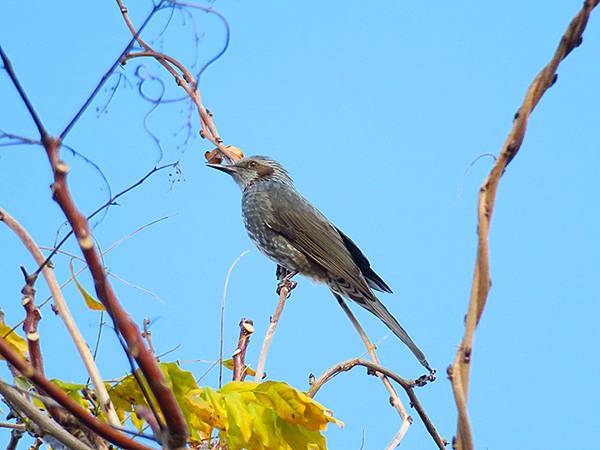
69;260;105;311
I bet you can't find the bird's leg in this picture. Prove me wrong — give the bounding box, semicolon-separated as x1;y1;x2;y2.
276;268;298;297
275;264;287;281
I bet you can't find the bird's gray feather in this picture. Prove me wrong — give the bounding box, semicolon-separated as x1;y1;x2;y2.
264;188;375;297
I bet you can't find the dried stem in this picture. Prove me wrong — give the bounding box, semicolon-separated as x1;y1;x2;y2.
449;3;599;450
1;47;188;448
232;318;254;381
307;357;446;449
0;207;121;426
333;293;413;450
253;286;290;382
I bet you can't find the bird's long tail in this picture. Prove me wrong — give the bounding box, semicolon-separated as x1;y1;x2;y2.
332;291;432;372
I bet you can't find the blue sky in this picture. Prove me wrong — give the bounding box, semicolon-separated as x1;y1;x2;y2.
1;1;599;448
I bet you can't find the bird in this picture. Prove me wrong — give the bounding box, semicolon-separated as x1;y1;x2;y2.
208;155;431;372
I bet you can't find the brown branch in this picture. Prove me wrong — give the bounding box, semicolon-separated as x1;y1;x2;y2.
6;428;23;450
19;268;43;374
307;358;446;450
0;341;153;450
0;48;188;448
232;319;254;381
449;3;599;450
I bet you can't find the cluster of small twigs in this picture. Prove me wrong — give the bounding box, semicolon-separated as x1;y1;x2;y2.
448;2;599;450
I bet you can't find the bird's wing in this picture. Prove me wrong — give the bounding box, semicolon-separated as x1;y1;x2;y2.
335;227;393;293
264;189;373;295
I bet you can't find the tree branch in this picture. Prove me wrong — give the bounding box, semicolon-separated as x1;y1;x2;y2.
0;47;188;449
449;3;600;449
0;207;120;426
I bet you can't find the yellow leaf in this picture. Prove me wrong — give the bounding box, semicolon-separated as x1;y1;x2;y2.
222;359;257;377
0;323;28;360
69;260;105;311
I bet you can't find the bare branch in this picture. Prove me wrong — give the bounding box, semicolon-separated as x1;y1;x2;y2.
253;284;292;382
449;3;600;449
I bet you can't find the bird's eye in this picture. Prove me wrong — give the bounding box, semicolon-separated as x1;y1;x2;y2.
248;161;257;168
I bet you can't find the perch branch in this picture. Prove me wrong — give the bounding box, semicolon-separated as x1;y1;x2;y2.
254;284;291;382
449;3;600;450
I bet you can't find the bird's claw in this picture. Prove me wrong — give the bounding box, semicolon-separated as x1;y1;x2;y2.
276;279;297;297
414;369;436;387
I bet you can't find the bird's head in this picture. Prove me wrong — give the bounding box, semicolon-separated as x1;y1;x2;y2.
208;155;293;190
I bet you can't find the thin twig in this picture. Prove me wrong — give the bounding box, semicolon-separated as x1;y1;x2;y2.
58;1;165;140
449;3;599;450
219;250;249;387
35;164;177;277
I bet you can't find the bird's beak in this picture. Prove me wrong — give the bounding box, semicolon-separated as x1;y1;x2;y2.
207;163;238;175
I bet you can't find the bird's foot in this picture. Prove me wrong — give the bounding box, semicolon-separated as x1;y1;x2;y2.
414;368;436;387
276;270;298;297
276;279;297;297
